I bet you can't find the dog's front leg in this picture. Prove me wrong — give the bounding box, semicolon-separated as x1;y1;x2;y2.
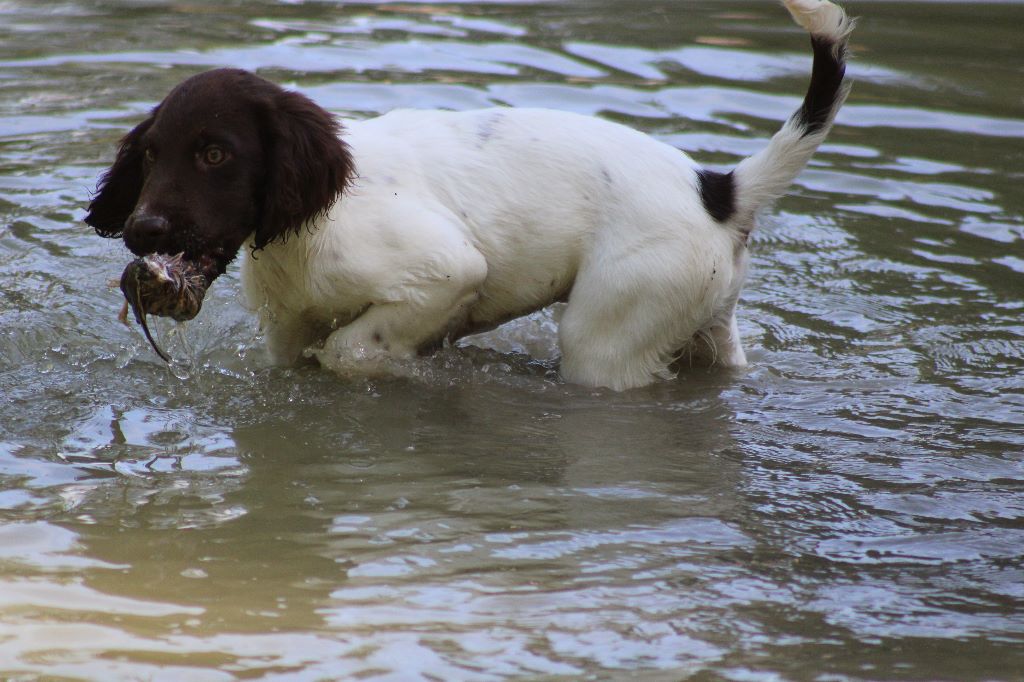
313;298;471;376
311;251;487;377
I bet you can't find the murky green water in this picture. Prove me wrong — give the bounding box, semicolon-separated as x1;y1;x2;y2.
1;0;1023;679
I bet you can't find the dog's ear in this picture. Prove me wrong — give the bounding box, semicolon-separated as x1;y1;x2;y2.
84;112;155;238
254;89;355;250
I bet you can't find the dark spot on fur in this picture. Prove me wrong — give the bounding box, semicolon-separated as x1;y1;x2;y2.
797;36;848;137
696;169;735;223
477;112;504;146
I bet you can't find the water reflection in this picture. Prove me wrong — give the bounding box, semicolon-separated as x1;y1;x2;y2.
4;372;745;676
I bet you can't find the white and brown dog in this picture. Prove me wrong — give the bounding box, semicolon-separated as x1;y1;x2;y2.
87;0;853;390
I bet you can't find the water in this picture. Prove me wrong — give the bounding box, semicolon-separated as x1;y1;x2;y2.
1;0;1023;678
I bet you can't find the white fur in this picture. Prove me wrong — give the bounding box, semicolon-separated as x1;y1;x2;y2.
784;0;855;44
733;0;855;223
241;0;851;390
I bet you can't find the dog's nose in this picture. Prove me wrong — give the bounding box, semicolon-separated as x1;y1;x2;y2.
124;213;170;254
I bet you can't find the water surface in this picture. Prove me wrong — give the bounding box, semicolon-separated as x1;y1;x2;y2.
1;0;1023;679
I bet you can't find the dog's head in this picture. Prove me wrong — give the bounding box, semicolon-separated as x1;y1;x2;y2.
85;68;354;281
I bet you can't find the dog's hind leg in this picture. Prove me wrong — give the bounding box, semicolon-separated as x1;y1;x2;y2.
557;258;712;390
682;311;748;369
558;313;669;391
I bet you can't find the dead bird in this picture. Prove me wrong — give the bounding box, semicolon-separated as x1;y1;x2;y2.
118;253;208;362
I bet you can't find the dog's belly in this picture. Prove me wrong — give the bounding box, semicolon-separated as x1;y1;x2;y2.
460;262;575;337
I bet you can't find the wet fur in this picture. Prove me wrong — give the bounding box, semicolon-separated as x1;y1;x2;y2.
86;0;853;390
86;69;354;272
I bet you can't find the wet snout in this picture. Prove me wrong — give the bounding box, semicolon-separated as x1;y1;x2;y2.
123;211;172;256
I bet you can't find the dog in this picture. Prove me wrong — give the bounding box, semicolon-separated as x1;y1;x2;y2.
86;0;853;390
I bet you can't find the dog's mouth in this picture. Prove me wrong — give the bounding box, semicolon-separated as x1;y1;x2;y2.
118;252;220;362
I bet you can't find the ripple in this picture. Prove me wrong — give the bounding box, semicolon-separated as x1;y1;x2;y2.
0;578;201;616
489;518;750;562
816;528;1024;566
0;521;124;571
0;37;609;79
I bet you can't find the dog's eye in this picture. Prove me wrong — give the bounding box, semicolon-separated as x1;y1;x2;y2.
202;145;227;166
144;148;156;164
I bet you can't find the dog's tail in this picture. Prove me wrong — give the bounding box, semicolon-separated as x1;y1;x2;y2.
697;0;854;231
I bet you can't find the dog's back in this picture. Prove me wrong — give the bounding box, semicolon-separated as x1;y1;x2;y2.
330;107;715;331
240;0;854;389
